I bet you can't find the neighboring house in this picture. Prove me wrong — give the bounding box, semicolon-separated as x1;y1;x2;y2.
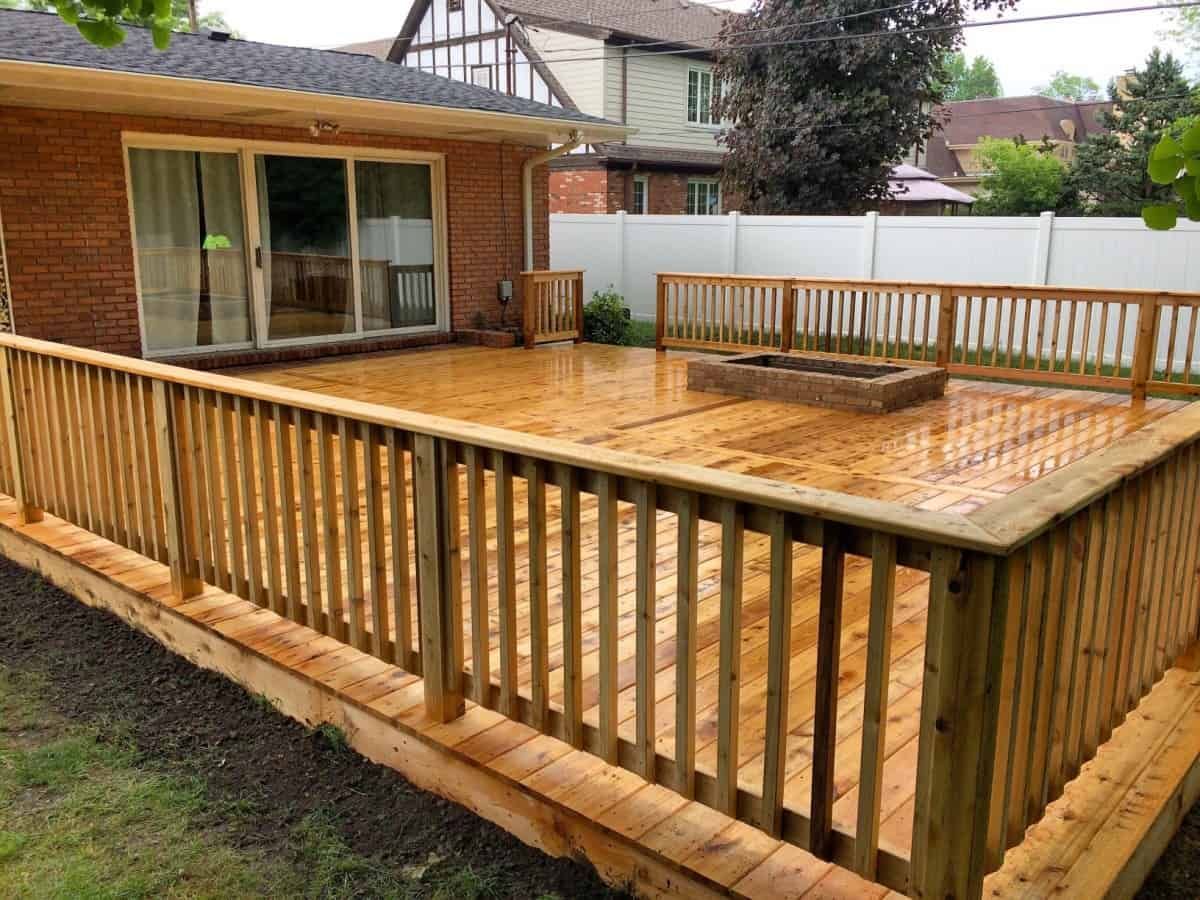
913;95;1110;196
358;0;736;216
0;10;624;366
878;165;974;216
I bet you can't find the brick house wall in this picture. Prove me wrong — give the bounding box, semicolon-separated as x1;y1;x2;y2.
549;166;714;215
0;105;549;362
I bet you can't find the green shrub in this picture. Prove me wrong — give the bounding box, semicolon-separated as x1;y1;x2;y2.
583;287;635;346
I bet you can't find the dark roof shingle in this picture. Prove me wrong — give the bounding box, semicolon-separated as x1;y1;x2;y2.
0;9;612;127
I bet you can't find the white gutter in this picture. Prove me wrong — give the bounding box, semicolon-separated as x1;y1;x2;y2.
523;129;583;270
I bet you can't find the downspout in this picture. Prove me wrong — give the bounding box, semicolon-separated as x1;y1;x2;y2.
523;129;583;271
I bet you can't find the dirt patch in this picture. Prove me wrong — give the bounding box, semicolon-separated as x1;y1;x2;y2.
0;557;623;899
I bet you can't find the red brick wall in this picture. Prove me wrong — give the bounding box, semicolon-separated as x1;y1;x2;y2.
0;105;549;358
548;169;609;214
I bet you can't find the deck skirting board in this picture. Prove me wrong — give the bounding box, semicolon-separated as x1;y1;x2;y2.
0;504;903;900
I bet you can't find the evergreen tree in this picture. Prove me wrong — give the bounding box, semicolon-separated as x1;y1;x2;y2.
1064;49;1199;216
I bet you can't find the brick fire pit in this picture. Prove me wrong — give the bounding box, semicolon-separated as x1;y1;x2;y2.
686;352;948;413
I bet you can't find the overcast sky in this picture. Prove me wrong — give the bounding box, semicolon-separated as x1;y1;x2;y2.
216;0;1186;97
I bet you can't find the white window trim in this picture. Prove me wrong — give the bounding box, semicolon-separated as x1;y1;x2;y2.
687;178;722;216
121;132;450;359
686;65;721;131
632;175;649;215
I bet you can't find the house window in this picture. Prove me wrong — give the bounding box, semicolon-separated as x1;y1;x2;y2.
687;179;721;215
631;175;648;214
687;67;718;126
125;136;447;357
470;64;493;89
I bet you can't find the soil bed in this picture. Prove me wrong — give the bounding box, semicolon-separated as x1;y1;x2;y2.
0;556;621;899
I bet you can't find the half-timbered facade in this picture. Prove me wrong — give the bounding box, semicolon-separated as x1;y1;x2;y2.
352;0;735;215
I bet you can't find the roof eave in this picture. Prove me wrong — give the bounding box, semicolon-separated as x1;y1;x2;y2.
0;59;632;146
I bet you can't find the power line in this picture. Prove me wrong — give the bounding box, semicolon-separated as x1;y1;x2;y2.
417;1;1200;68
521;0;924;56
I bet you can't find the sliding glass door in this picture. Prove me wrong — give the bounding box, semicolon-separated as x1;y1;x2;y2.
256;154;355;342
128;147;252;354
127;138;446;357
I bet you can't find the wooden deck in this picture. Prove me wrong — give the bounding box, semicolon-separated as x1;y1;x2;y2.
225;343;1188;879
239;343;1183;516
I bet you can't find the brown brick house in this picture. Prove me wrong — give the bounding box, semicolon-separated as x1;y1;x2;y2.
0;10;624;367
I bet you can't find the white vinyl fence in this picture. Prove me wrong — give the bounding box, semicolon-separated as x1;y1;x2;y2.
551;211;1200;323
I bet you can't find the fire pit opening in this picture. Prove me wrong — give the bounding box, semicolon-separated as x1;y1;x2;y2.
687;351;948;413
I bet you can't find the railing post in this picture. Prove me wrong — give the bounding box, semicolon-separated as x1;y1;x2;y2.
521;272;536;349
911;548;1008;900
151;380;203;602
780;281;797;353
413;433;465;723
0;346;41;524
573;271;585;343
935;287;956;369
1131;293;1159;402
655;274;667;351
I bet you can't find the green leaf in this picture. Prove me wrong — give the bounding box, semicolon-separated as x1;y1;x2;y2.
1186;158;1200;177
1178;174;1197;202
1153;135;1184;160
1149;155;1184;184
76;19;126;48
1143;204;1179;230
1186;194;1200;222
151;22;171;50
1183;123;1200;154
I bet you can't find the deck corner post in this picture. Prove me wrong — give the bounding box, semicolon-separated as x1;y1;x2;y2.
935;287;956;369
655;274;667;351
413;433;466;723
1131;293;1160;402
0;345;42;524
910;547;1008;900
780;282;797;353
574;271;586;343
521;272;536;349
150;379;203;602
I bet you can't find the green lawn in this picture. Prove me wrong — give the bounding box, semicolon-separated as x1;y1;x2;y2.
0;666;539;900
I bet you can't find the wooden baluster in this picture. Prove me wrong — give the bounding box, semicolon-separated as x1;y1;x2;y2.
561;464;584;748
761;510;793;838
339;418;366;649
294;409;321;629
655;275;667;351
675;490;699;797
716;500;743;817
597;472;620;764
573;272;585;342
151;381;203;602
495;451;519;717
1183;304;1198;383
524;459;549;731
213;393;243;594
255;399;283;614
386;430;413;668
634;479;657;781
69;363;95;534
811;524;845;859
0;347;40;524
911;548;1007;900
362;422;389;660
854;532;896;879
1164;303;1181;382
235;397;265;609
314;414;343;639
183;387;212;584
197;391;226;589
413;434;465;723
273;404;303;624
466;445;490;705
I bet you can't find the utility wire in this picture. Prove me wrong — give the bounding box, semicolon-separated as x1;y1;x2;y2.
412;1;1200;69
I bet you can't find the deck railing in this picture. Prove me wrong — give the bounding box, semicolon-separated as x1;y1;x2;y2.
0;331;1196;899
656;273;1200;400
522;269;584;348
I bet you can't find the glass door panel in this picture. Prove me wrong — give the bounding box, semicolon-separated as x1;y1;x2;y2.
255;154;354;341
355;161;438;331
128;148;251;353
